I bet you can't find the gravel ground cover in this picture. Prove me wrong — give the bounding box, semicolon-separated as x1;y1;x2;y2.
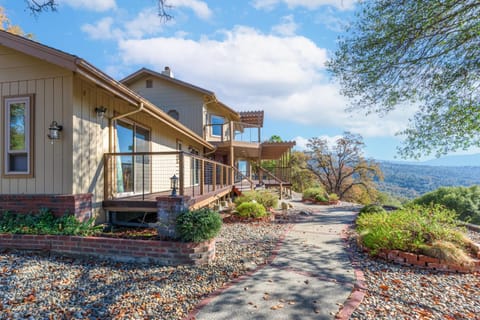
0;220;289;320
350;229;480;320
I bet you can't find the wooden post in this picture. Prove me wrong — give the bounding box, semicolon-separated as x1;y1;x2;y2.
229;121;235;184
179;152;185;196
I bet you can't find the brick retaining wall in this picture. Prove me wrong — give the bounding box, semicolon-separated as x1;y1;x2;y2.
0;194;93;222
0;234;215;265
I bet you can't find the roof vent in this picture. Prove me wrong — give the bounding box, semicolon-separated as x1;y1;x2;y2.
162;66;174;78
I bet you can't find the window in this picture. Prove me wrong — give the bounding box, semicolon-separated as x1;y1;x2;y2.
4;95;34;176
168;109;179;120
146;79;153;88
210;115;224;137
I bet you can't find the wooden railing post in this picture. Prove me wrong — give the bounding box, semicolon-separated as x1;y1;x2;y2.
103;154;109;200
179;152;185;196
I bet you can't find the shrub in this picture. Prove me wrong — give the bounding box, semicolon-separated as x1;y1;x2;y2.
0;209;100;236
328;193;340;202
234;190;278;209
303;187;326;200
235;202;268;219
176;208;222;242
315;194;329;202
413;186;480;224
359;204;386;215
356;204;473;264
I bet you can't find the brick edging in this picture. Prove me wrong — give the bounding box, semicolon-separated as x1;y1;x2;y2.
183;222;295;320
335;220;367;320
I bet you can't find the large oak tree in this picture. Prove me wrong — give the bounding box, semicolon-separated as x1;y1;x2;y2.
306;133;383;200
327;1;480;158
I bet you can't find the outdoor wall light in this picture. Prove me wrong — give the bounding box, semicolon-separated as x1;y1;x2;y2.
47;120;63;143
95;106;107;119
170;174;178;196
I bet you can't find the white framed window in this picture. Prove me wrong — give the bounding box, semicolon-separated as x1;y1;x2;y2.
3;95;34;177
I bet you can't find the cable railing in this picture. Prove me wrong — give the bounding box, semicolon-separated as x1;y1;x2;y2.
103;151;233;201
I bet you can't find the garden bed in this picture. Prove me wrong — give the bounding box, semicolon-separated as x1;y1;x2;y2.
0;233;215;266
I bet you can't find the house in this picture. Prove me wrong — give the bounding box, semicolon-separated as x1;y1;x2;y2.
0;30;235;225
121;67;295;196
0;30;294;229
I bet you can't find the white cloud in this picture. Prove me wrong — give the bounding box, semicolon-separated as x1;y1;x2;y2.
59;0;116;11
169;0;213;20
272;15;298;36
252;0;356;11
315;7;349;32
109;24;414;140
81;8;164;40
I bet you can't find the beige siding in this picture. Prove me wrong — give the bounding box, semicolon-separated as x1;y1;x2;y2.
127;76;205;136
0;49;74;194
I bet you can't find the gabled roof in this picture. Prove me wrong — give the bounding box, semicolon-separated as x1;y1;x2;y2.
120;67;239;120
0;30;214;150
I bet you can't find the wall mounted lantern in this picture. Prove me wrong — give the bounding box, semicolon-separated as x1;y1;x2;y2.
170;174;178;196
47;121;63;143
95;106;107;119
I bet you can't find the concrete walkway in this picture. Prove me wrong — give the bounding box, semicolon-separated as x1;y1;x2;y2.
191;201;360;320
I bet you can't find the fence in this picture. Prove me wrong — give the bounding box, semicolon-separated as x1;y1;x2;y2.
104;152;234;200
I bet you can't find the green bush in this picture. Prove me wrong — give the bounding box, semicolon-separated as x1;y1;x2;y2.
303;187;326;200
328;193;340;201
315;194;329;202
356;204;468;256
234;190;278;209
176;208;222;242
235;202;268;219
413;186;480;224
359;204;386;215
0;209;100;236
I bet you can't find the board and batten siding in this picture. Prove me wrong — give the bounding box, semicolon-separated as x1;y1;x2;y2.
127;77;205;136
0;45;74;195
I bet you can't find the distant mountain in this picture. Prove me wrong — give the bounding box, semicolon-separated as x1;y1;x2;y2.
376;161;480;200
383;154;480;167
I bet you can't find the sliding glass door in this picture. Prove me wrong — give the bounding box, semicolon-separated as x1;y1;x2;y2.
116;120;150;196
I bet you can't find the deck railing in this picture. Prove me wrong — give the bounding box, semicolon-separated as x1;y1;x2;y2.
204;121;261;143
104;152;233;201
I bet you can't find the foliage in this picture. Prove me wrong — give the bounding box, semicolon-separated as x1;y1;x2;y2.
0;209;100;236
412;186;480;224
289;151;318;192
306;132;383;201
302;187;326;200
234;190;278;209
315;194;328;203
328;193;339;202
359;204;386;216
356;204;470;262
0;7;32;38
176;208;222;242
328;1;480;159
235;202;268;219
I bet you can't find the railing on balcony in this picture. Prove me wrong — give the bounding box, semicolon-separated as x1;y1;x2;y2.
104;151;234;201
204;121;261;143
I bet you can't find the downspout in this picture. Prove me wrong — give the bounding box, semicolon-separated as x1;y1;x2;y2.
109;102;144;153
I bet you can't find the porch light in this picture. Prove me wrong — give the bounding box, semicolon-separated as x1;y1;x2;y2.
47;121;63;143
95;106;107;119
170;174;178;196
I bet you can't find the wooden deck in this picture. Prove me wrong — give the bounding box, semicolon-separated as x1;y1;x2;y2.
103;185;233;212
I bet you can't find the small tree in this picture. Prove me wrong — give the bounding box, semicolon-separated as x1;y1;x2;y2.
0;7;32;38
305;132;383;201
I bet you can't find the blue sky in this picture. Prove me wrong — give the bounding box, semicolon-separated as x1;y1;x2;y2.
1;0;467;161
